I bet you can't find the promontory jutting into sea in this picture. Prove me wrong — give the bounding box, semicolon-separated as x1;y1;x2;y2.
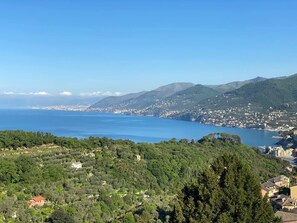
0;109;279;147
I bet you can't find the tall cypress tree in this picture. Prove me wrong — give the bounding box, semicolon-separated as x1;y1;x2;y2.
171;154;281;223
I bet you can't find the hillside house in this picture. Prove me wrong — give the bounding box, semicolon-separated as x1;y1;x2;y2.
261;175;290;198
261;181;279;197
28;196;46;208
291;186;297;200
135;154;141;161
71;162;82;169
271;195;297;211
273;147;294;157
267;175;290;187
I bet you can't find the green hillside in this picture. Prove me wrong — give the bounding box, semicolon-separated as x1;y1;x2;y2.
207;76;266;93
89;91;147;111
0;131;290;222
88;77;274;119
88;83;194;112
88;77;265;113
153;84;220;111
88;74;297;129
197;74;297;111
233;74;297;109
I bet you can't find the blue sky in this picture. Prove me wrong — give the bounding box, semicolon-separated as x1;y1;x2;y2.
0;1;296;96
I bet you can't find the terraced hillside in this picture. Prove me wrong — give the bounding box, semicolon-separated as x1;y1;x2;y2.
0;131;291;222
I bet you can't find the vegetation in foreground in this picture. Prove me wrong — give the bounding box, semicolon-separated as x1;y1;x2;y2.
171;154;280;223
0;131;291;222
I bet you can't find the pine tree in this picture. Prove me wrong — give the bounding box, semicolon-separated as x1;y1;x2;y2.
171;154;281;223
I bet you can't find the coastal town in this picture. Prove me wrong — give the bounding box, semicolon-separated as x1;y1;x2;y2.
186;106;296;131
254;129;297;222
261;175;297;222
257;129;297;166
87;98;297;132
32;105;89;112
156;99;297;132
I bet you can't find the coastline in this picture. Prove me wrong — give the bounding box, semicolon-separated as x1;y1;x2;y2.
0;108;280;147
31;106;284;135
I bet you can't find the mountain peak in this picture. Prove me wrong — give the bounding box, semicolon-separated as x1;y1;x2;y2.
251;76;266;81
154;82;194;92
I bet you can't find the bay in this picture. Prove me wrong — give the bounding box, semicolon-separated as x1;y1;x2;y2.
0;109;278;147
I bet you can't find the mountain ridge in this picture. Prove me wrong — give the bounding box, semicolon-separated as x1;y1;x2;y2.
207;76;266;93
88;77;268;114
89;82;194;112
89;74;297;130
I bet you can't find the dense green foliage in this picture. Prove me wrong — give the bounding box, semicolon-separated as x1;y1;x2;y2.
198;133;241;144
198;74;297;111
155;84;219;111
46;209;75;223
0;131;291;222
171;154;281;223
233;74;297;109
0;131;56;149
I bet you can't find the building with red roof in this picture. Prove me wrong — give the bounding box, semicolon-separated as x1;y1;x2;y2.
28;196;46;208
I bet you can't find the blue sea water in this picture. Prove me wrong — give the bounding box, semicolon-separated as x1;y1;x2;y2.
0;109;279;147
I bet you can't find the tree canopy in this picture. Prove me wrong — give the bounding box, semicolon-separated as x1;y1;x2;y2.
171;154;281;223
0;131;290;222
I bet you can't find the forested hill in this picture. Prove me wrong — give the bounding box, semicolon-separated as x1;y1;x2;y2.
89;74;297;130
206;76;266;93
88;82;194;112
233;74;297;109
0;130;291;222
144;84;220;112
89;91;147;111
88;77;265;113
202;74;297;110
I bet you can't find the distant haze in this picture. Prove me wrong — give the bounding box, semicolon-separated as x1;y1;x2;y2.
0;95;102;108
0;75;292;108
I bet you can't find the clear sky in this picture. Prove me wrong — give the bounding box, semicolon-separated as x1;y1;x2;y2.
0;0;296;96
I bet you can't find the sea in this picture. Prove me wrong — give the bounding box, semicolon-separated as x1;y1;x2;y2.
0;109;279;147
